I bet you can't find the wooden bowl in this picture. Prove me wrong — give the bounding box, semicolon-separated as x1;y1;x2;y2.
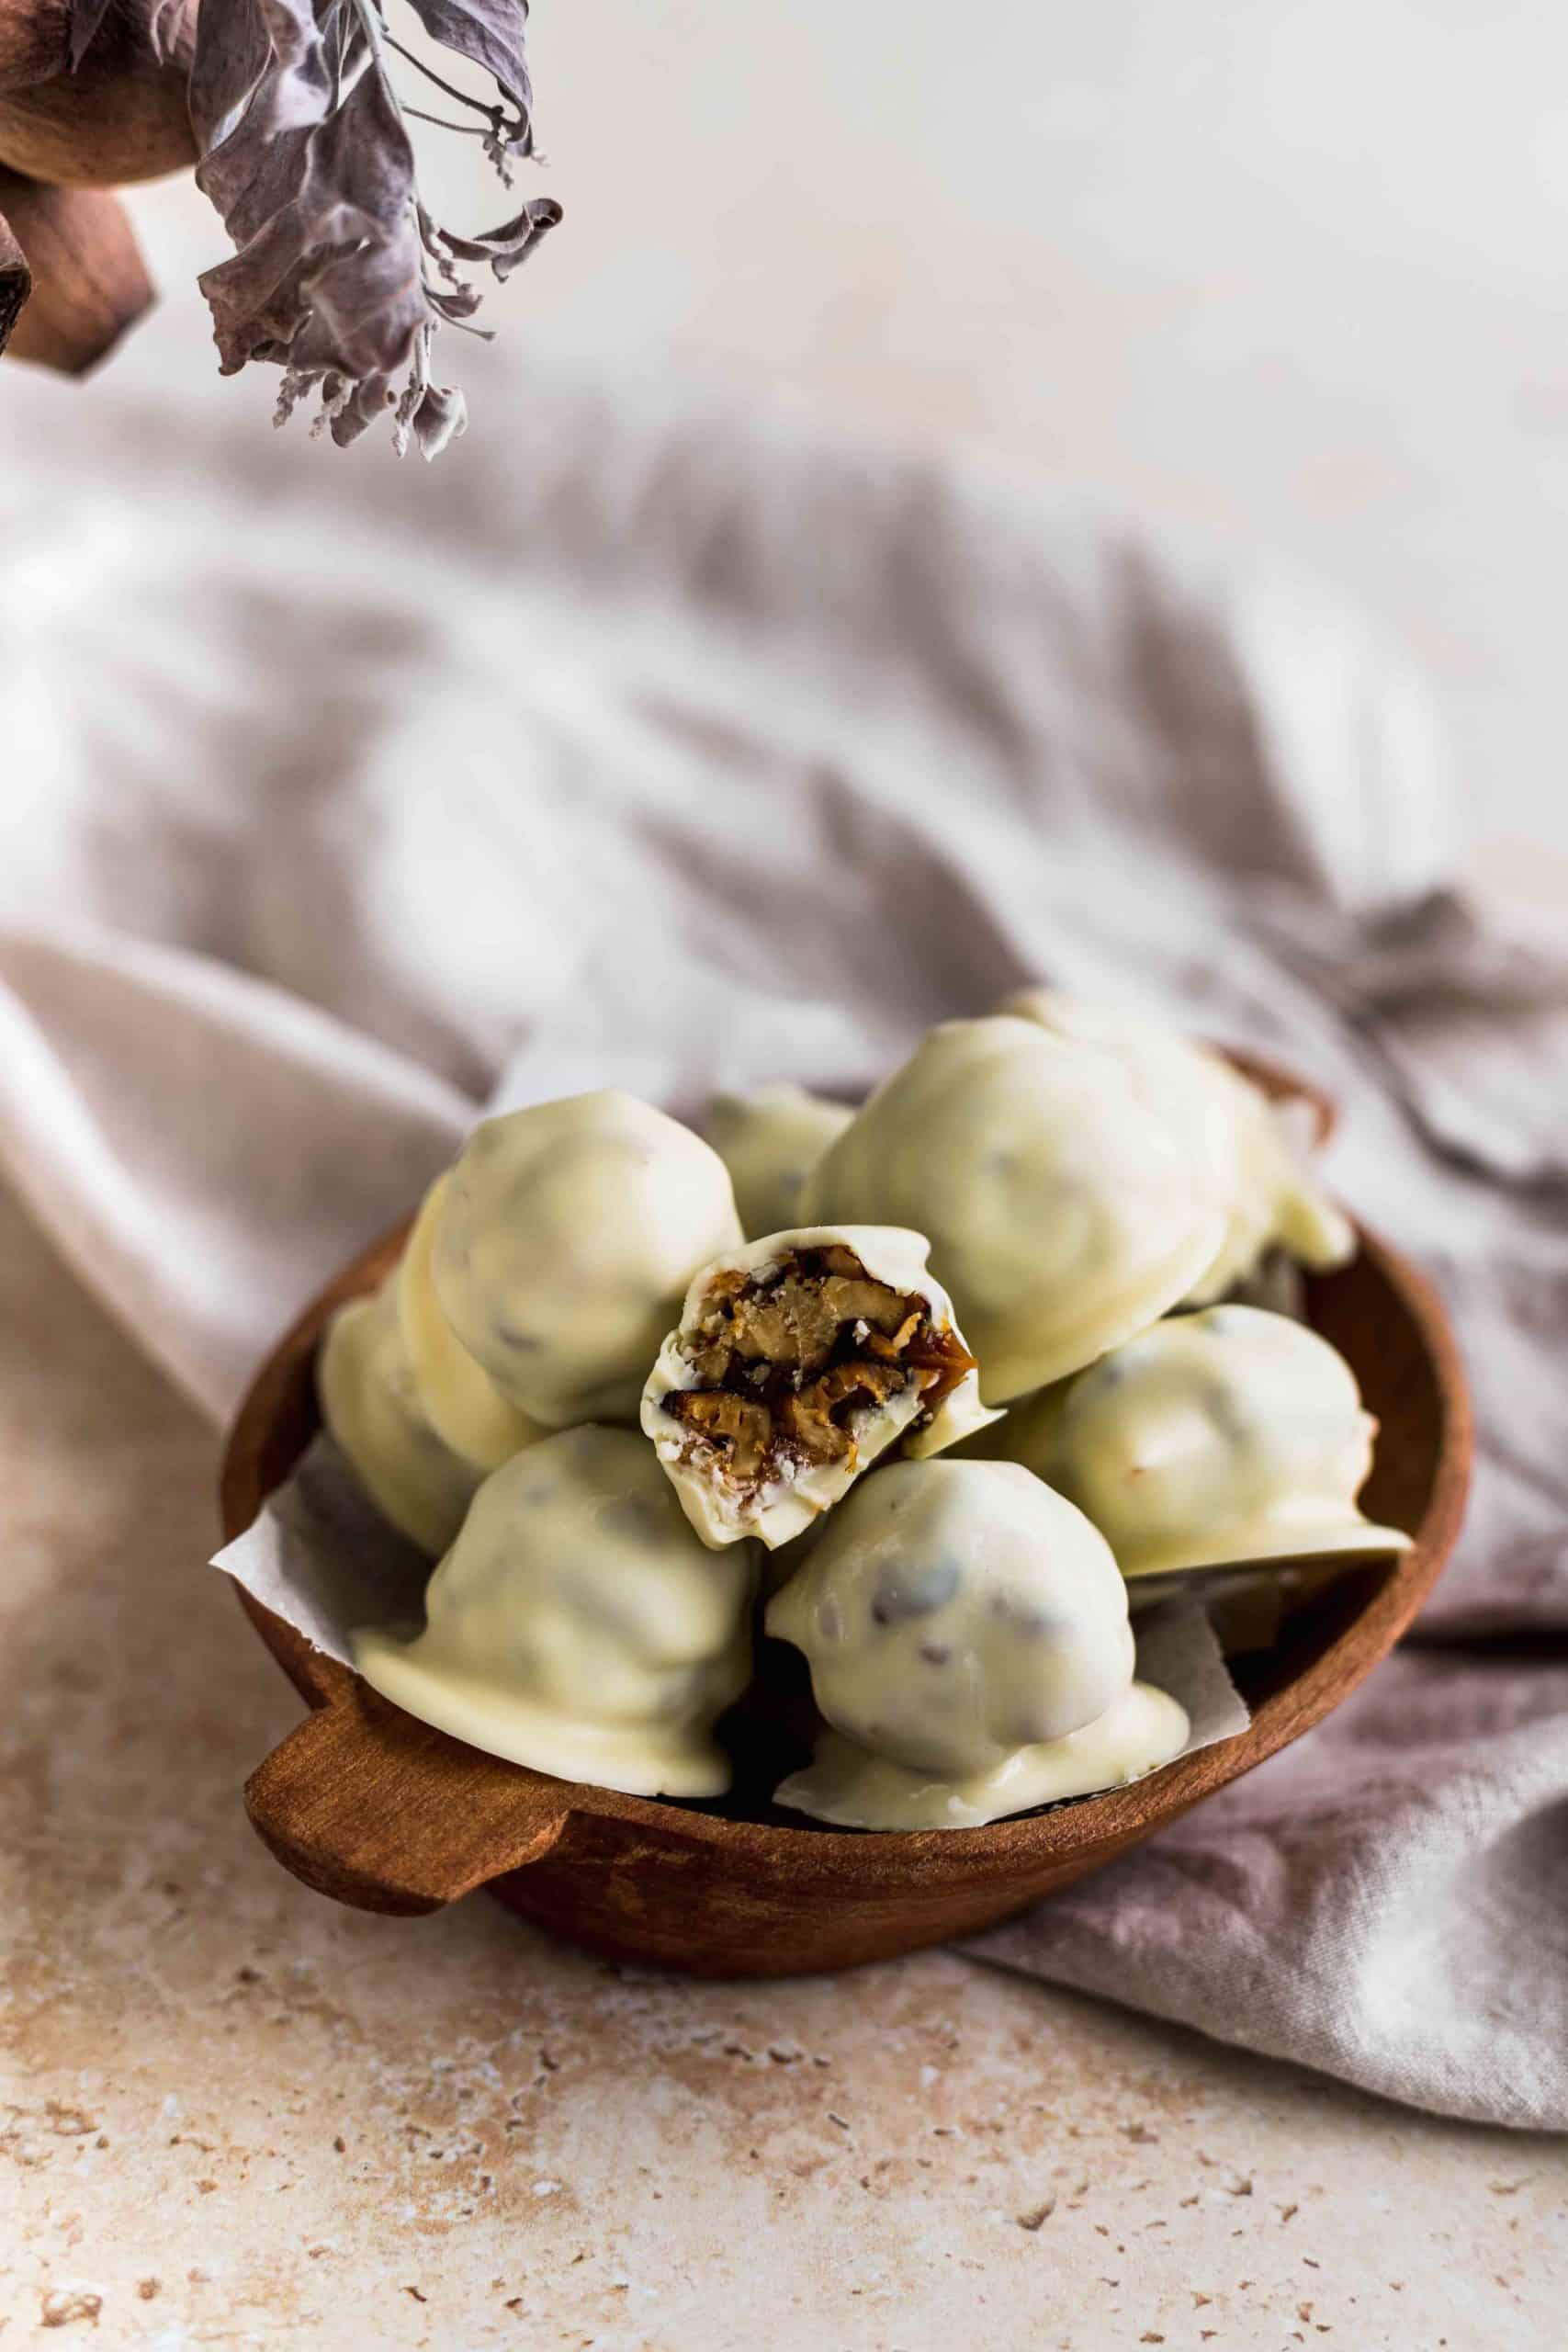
221;1056;1471;1977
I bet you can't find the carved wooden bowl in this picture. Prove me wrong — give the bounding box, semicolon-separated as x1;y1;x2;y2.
222;1055;1471;1978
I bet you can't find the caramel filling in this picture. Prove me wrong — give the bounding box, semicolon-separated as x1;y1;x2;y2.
659;1247;976;1497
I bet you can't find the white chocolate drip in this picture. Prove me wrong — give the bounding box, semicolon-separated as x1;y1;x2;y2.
774;1681;1190;1831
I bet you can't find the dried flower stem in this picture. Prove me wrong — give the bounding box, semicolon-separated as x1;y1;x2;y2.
383;30;507;126
402;106;492;136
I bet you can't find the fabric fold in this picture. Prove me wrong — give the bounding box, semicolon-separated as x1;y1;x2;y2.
0;925;469;1417
966;1649;1568;2129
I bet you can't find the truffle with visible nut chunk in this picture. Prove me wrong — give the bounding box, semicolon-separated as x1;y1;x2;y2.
642;1226;998;1550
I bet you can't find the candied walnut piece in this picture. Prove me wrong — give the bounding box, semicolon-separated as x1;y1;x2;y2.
714;1264;914;1374
666;1389;773;1479
726;1285;840;1373
778;1359;913;1462
818;1275;915;1335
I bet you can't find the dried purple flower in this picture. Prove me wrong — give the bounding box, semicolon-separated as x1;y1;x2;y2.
188;0;559;455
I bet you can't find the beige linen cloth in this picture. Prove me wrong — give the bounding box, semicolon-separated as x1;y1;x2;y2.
1;317;1563;2130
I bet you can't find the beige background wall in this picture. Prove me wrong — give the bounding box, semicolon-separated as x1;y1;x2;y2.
129;0;1568;887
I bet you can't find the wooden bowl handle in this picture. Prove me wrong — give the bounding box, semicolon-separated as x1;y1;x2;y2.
244;1693;570;1917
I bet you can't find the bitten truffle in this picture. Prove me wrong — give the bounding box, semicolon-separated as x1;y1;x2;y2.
353;1428;758;1796
642;1226;998;1550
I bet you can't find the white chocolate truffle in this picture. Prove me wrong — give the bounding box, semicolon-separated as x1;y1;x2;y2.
998;1303;1412;1578
431;1091;743;1430
705;1084;855;1238
643;1227;1000;1551
998;988;1354;1300
354;1427;757;1797
318;1284;485;1557
766;1458;1138;1780
396;1174;547;1469
773;1684;1190;1831
801;1018;1225;1400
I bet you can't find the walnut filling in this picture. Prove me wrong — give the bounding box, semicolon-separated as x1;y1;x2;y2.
659;1247;976;1500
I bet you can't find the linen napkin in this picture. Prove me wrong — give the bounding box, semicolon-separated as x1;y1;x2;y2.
1;313;1562;2129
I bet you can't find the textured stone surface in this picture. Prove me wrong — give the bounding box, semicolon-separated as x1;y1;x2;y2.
2;1178;1565;2348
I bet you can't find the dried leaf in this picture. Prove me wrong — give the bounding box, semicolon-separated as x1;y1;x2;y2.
189;0;558;453
424;278;484;322
198;68;423;382
402;378;467;458
420;196;559;283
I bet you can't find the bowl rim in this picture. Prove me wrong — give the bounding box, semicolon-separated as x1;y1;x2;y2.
220;1084;1472;1881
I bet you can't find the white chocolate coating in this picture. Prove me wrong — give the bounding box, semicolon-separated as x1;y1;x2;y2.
998;1303;1412;1577
642;1227;1000;1551
773;1682;1190;1830
431;1091;743;1429
353;1427;757;1797
765;1458;1138;1781
998;989;1354;1299
705;1085;855;1239
801;1017;1226;1400
396;1174;547;1469
318;1284;485;1557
